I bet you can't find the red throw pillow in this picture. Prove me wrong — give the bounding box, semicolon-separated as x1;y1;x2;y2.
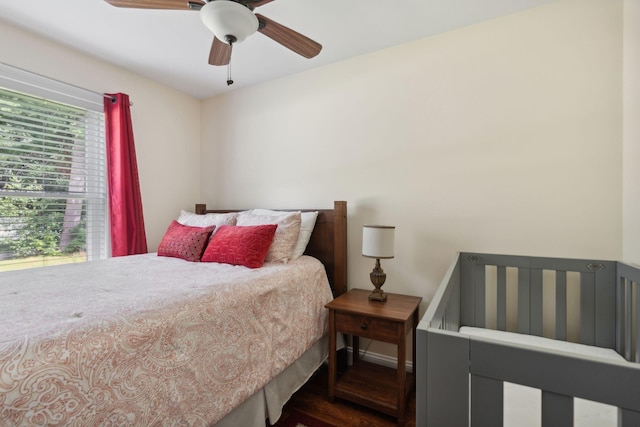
201;224;277;268
158;220;215;262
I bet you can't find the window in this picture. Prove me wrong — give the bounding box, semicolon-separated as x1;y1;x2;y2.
0;73;107;271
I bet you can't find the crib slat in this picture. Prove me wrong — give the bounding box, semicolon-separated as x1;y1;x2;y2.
471;375;503;427
475;264;486;327
518;267;531;334
635;281;640;363
555;271;567;340
625;279;632;361
541;391;573;427
497;266;507;331
617;274;626;356
580;272;596;345
593;264;616;348
531;269;543;336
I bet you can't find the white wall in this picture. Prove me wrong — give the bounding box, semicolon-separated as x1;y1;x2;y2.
0;21;202;250
623;0;640;264
202;0;622;302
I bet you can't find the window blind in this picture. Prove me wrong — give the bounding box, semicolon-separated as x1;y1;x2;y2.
0;86;107;271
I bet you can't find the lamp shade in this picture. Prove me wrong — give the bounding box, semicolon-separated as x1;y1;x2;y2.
200;0;259;44
362;225;395;259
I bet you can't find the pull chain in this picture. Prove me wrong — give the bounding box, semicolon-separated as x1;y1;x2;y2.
226;38;234;86
226;56;233;86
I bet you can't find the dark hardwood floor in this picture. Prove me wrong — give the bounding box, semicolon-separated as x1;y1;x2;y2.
272;364;417;427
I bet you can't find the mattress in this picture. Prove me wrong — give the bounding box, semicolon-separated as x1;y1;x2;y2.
0;254;334;426
460;327;622;427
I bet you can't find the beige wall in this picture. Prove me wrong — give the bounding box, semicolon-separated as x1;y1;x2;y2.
201;0;624;359
0;21;202;250
202;0;623;304
623;0;640;264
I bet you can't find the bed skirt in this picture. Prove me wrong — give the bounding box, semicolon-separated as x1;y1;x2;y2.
216;333;344;427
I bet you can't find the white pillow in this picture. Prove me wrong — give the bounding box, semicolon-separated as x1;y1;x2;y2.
237;211;301;263
249;209;318;260
459;326;625;361
177;210;238;234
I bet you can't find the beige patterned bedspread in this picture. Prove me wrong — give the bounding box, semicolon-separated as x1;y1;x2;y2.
0;254;334;426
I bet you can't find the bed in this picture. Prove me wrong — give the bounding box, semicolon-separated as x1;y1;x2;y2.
0;200;347;427
416;252;640;427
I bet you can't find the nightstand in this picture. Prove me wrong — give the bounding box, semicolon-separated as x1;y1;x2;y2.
326;288;422;422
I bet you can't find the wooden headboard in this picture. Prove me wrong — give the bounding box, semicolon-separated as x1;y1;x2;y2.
194;201;347;297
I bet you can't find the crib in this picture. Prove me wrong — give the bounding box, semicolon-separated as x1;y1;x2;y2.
416;252;640;427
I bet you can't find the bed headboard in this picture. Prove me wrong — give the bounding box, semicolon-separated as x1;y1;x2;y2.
194;201;347;297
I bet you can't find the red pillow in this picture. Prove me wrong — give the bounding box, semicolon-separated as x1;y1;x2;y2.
201;224;277;268
158;220;215;262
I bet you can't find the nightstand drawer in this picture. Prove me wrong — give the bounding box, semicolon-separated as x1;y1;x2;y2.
335;311;397;342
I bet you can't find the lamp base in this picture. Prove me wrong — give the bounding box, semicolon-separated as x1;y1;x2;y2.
368;258;388;302
368;288;387;302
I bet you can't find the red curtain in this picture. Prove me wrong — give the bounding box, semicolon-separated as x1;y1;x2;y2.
104;93;148;257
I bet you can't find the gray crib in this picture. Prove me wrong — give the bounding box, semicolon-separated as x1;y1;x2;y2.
416;252;640;426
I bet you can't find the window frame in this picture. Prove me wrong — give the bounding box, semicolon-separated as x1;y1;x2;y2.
0;63;108;269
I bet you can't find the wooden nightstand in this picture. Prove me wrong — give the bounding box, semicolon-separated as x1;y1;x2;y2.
326;288;422;422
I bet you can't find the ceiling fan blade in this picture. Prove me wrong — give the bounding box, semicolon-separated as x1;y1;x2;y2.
209;37;231;66
104;0;204;10
249;0;275;8
255;14;322;59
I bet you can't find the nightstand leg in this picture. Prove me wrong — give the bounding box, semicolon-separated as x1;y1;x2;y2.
328;310;336;402
352;335;360;366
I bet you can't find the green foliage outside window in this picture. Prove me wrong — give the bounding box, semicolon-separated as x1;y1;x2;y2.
0;88;96;266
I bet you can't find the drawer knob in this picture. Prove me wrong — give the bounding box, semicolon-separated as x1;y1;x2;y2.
361;323;368;330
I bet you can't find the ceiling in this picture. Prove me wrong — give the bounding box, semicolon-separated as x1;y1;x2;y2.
0;0;553;99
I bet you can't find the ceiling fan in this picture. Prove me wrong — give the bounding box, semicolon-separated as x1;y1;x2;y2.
104;0;322;85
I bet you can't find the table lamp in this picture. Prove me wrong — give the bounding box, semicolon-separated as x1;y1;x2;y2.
362;225;395;302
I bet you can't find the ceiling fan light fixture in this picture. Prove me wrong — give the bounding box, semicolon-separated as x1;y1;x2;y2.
200;0;259;44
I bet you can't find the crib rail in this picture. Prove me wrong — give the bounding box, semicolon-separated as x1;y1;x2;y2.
460;253;617;348
417;252;640;427
470;336;640;426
